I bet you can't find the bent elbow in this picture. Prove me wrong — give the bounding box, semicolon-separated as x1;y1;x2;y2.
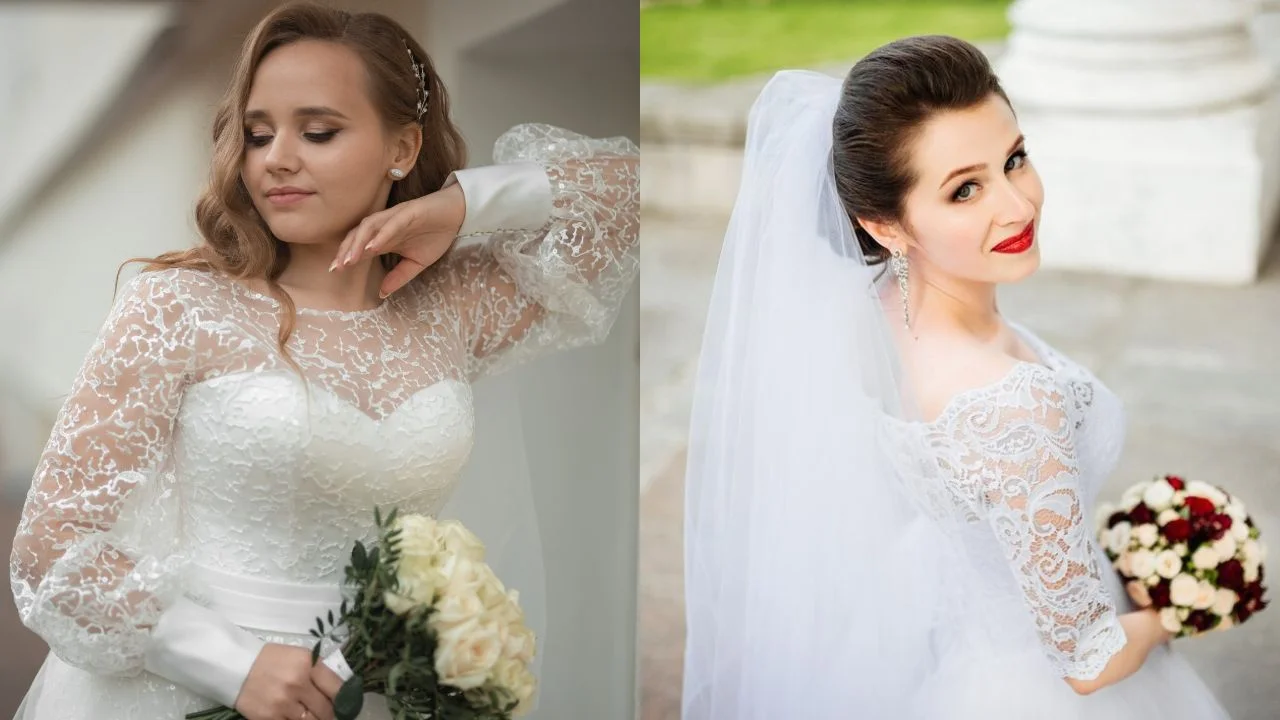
1064;676;1100;696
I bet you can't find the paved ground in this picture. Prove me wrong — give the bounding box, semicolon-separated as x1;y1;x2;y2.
639;210;1280;720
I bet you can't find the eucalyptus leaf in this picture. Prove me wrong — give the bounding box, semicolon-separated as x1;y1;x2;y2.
334;675;366;720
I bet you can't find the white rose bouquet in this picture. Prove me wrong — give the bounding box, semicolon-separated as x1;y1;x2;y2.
1097;474;1269;638
187;507;537;720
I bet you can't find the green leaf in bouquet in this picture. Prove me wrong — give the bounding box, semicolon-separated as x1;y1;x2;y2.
334;675;365;720
385;506;399;527
311;641;322;666
375;505;383;528
328;609;335;626
388;663;405;694
352;540;369;571
317;617;326;636
369;545;381;570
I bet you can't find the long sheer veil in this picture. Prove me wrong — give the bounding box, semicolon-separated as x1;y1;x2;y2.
682;70;957;718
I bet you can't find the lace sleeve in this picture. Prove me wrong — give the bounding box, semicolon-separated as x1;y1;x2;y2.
9;271;195;676
949;365;1126;680
428;124;639;380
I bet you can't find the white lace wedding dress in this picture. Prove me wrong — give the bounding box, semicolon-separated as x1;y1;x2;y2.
8;125;638;719
898;322;1231;719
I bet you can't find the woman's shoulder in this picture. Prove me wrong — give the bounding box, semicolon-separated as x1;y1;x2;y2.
119;266;238;307
908;333;1056;426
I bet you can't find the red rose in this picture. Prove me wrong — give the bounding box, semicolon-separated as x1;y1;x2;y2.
1129;504;1155;526
1163;519;1192;543
1185;496;1216;517
1165;475;1185;490
1208;514;1233;541
1186;610;1215;633
1149;580;1171;608
1218;559;1246;592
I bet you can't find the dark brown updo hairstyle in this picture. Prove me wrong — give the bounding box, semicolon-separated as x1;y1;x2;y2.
832;35;1010;265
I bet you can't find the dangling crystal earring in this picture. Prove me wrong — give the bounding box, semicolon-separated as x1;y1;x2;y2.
890;249;910;328
389;168;405;180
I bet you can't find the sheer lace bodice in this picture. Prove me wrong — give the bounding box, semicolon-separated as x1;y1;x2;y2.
889;324;1129;681
9;124;637;716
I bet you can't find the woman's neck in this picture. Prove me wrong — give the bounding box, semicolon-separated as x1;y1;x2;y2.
276;241;388;312
900;261;1003;341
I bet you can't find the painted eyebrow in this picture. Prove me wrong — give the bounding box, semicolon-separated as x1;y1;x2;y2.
937;134;1026;190
243;106;349;123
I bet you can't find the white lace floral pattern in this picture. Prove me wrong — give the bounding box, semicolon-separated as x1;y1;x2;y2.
923;348;1127;680
8;124;637;716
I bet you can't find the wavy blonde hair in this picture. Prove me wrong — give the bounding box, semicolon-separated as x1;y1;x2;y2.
123;2;466;359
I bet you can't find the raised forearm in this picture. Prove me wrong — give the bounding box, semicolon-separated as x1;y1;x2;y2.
1065;609;1170;695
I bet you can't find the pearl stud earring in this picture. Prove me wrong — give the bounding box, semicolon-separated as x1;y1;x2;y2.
389;168;405;180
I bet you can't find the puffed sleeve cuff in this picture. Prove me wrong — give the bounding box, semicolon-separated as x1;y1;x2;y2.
143;597;266;707
444;162;553;237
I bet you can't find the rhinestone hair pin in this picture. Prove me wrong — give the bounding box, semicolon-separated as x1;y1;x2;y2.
403;40;429;122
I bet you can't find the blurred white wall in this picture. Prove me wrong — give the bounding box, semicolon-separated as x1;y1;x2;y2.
0;1;639;717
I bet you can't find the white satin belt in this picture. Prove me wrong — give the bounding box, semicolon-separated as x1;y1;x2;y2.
190;564;346;636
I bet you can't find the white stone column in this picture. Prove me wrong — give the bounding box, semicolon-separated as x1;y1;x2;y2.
996;0;1278;284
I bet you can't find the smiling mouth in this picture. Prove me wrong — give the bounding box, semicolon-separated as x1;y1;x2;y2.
991;223;1035;254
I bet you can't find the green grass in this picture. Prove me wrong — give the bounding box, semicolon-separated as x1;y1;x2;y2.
641;0;1013;83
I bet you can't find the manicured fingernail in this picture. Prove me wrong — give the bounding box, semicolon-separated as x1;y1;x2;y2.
364;242;375;251
329;261;338;272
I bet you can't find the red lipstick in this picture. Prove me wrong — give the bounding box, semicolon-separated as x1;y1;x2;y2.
991;222;1034;254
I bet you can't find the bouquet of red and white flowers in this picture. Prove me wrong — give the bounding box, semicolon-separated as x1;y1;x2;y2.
1096;475;1268;638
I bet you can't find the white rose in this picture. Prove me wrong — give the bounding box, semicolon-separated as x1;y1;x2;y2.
1178;607;1190;621
1122;482;1147;507
440;556;485;596
1157;509;1181;526
1134;524;1159;549
1126;580;1152;608
1155;550;1184;579
1115;551;1133;576
1146;573;1161;587
431;584;487;632
1174;543;1189;557
1231;521;1250;542
503;623;537;664
1217;615;1234;631
395;514;445;558
1192;581;1217;610
1186;481;1227;507
435;619;505;690
1143;480;1177;511
1226;504;1247;525
1108;522;1132;556
1212;588;1238;617
1095;502;1117;532
1245;561;1260;584
1212;534;1238;561
1159;607;1183;634
490;658;537;716
1242;540;1261;566
1128;549;1157;579
1172;491;1187;505
474;565;510;612
1098;528;1113;554
1191;545;1220;571
1169;573;1200;607
437;520;487;562
385;554;447;615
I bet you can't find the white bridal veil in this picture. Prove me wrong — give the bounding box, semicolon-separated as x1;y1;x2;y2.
682;70;960;718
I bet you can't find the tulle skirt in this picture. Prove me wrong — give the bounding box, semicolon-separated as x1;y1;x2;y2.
912;641;1230;720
